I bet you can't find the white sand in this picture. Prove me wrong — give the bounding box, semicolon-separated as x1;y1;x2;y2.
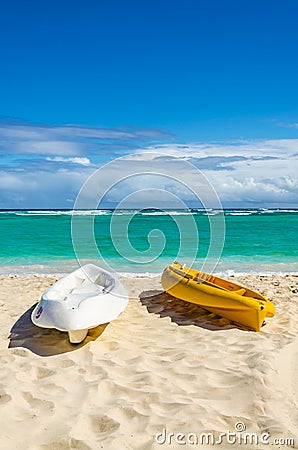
0;274;297;449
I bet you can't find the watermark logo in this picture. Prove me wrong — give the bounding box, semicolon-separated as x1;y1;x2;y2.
71;152;225;279
234;421;246;432
155;423;295;446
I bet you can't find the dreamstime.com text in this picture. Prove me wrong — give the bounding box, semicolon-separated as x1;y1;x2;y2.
155;422;295;446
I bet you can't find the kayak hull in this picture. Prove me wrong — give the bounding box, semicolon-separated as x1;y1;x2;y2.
161;262;275;331
31;264;128;343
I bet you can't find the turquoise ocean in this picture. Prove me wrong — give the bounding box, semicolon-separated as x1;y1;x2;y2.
0;209;297;276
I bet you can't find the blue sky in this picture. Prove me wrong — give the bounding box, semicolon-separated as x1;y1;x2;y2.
0;0;297;208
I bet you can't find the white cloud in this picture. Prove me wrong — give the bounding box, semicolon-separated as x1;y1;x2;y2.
0;169;91;208
0;121;172;157
277;122;298;129
0;133;297;208
95;142;298;208
46;156;92;166
145;139;298;159
0;172;38;191
16;140;84;156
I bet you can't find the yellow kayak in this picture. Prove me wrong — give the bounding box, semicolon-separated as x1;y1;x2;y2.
161;262;275;331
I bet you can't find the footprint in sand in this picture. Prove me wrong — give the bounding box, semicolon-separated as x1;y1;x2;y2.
9;348;30;357
70;437;92;450
0;388;11;404
39;437;92;450
35;366;56;380
22;392;55;413
40;383;67;396
89;414;120;436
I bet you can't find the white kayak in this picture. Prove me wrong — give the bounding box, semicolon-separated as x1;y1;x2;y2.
31;264;128;343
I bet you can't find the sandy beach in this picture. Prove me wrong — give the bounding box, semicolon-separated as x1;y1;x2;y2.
0;273;297;449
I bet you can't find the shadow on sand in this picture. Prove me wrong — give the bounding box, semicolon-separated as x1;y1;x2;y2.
139;290;247;331
8;304;109;357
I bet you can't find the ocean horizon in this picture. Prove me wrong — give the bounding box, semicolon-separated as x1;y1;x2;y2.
1;208;297;276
